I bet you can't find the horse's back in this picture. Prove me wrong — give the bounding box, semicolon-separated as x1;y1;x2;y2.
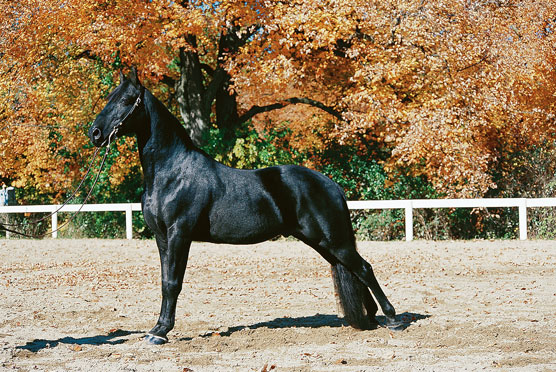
283;164;343;192
266;164;347;210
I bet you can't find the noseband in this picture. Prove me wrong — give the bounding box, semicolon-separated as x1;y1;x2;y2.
105;86;145;146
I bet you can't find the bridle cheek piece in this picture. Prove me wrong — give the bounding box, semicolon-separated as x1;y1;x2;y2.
105;86;145;147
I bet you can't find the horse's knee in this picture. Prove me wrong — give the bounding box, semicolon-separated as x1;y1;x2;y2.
161;279;182;298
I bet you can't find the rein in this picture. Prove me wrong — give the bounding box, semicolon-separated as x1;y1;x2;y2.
0;87;145;239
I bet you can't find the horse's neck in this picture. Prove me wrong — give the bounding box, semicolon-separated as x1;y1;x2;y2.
136;91;199;178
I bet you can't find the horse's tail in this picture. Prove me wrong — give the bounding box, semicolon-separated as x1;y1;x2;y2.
331;262;377;330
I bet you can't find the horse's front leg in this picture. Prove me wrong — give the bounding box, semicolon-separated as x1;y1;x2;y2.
145;232;191;345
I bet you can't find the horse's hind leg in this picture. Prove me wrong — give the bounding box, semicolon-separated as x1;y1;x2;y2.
334;247;396;323
293;231;380;329
146;233;191;344
294;220;395;325
331;261;379;328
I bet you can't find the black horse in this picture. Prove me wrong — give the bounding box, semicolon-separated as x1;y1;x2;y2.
89;70;396;344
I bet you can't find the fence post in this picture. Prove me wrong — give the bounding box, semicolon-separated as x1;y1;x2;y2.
518;198;527;241
125;204;133;240
405;201;413;242
51;211;58;239
1;187;16;239
4;215;10;239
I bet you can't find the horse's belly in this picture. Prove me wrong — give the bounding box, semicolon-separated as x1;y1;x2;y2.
203;205;285;244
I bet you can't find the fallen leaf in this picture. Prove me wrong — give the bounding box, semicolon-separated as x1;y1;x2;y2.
70;345;82;352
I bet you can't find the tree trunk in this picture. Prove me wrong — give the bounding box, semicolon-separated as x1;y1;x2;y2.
215;74;240;134
175;43;209;146
173;28;341;146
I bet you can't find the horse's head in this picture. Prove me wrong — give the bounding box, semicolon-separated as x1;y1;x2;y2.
89;69;144;147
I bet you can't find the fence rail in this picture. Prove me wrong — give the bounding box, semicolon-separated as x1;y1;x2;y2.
1;198;555;240
0;203;141;240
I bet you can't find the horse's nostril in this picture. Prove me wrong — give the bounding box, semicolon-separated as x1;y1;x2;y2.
92;128;102;141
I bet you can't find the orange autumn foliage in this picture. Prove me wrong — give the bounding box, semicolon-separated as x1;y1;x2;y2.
1;0;555;198
233;0;556;196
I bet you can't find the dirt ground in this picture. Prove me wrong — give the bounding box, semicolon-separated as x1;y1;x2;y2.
0;239;555;371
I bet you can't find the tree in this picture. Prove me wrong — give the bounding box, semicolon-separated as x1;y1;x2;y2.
236;0;556;196
1;0;555;199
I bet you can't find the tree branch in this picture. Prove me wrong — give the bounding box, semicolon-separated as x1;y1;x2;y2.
237;97;344;125
203;67;228;116
456;55;488;73
73;50;99;61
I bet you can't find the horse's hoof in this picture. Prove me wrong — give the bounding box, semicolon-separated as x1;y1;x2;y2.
365;317;380;330
144;333;168;345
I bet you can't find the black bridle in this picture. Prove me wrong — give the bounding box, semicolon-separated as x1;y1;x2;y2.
103;85;145;146
0;86;145;238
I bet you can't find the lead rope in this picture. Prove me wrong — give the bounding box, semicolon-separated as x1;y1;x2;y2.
0;145;103;228
1;86;144;238
0;126;119;239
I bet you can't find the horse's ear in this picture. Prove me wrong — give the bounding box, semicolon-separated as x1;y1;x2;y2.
129;67;140;86
119;70;125;84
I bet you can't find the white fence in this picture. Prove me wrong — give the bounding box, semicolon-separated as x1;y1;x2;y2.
1;198;556;240
0;203;141;240
348;198;556;241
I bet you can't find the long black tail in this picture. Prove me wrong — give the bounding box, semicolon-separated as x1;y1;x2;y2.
331;263;378;330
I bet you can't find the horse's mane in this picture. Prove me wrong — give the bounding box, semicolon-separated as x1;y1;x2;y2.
144;88;212;158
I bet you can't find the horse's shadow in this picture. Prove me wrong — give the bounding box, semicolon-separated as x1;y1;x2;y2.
180;312;429;341
16;329;142;353
16;312;429;351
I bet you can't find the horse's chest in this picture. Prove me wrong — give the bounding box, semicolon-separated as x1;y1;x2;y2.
141;191;175;235
141;186;205;236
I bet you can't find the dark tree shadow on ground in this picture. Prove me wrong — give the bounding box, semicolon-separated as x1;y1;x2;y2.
179;312;429;341
16;329;142;353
